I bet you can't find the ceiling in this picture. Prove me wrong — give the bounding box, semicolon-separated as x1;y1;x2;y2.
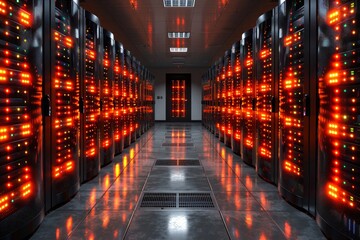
80;0;278;69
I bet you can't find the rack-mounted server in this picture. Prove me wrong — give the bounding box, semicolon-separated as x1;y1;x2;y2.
0;0;44;238
317;0;360;239
255;8;279;184
231;41;241;155
79;10;101;183
99;28;115;167
241;28;256;167
43;0;80;211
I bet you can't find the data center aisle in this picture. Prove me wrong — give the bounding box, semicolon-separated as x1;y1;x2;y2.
31;123;325;240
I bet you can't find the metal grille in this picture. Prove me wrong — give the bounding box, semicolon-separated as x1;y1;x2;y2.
155;160;178;166
140;193;176;208
165;135;192;138
179;193;214;208
155;159;200;166
178;160;200;166
179;143;193;147
162;143;193;147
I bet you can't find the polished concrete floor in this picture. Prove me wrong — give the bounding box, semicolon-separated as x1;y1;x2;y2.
30;123;326;240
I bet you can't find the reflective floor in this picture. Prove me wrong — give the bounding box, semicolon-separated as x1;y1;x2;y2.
31;123;326;240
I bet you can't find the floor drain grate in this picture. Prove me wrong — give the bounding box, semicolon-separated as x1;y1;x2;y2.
162;143;193;147
140;193;215;209
178;160;200;166
155;159;200;166
165;136;192;138
155;160;178;166
179;193;214;208
140;193;176;208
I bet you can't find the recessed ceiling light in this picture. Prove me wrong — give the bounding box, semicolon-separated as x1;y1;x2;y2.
163;0;195;7
168;32;190;38
170;47;188;53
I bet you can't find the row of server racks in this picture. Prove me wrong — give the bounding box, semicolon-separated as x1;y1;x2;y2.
0;0;155;239
202;0;360;239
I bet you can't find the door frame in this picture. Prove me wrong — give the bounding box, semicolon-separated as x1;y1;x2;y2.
166;73;192;122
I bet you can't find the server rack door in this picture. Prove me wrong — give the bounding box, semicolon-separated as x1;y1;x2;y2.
241;28;256;167
231;41;242;155
113;42;124;155
211;65;216;134
165;73;192;122
214;62;221;137
224;50;233;147
278;0;316;214
0;0;44;238
317;1;360;239
219;57;226;142
99;29;115;167
123;50;131;147
79;10;101;183
255;9;279;184
43;0;80;212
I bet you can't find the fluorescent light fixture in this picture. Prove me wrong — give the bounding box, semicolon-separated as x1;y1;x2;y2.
163;0;195;7
168;32;190;38
170;47;188;53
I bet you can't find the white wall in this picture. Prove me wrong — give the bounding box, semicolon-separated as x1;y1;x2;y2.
151;67;207;121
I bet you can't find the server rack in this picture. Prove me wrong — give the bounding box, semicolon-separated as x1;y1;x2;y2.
0;0;44;238
139;65;145;135
43;0;80;211
113;41;124;155
99;28;115;166
224;50;233;147
135;60;141;138
231;41;242;155
255;8;279;184
317;0;360;239
214;61;221;137
241;28;256;167
123;49;131;147
79;10;101;183
210;64;216;134
278;0;316;215
218;57;226;142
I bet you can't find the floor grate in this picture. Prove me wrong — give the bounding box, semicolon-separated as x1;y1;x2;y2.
165;136;192;138
179;193;214;208
140;193;177;208
162;143;193;147
155;160;178;166
155;159;200;166
140;193;215;209
178;160;200;166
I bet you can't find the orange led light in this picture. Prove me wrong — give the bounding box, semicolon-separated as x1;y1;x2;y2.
19;10;31;26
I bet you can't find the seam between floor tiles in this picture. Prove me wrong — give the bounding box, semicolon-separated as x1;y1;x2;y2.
202;128;289;239
66;127;156;240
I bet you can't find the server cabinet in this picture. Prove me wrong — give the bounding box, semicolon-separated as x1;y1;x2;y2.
218;57;226;142
43;0;80;211
255;8;279;184
113;41;124;155
210;64;216;134
278;0;316;215
231;41;242;155
139;65;145;135
214;61;221;137
135;60;141;138
224;50;233;147
99;28;115;166
317;0;360;239
123;50;131;147
0;0;44;238
241;28;256;167
79;10;101;183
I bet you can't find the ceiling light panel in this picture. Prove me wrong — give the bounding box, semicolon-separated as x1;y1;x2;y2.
170;47;188;53
163;0;195;7
168;32;190;38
